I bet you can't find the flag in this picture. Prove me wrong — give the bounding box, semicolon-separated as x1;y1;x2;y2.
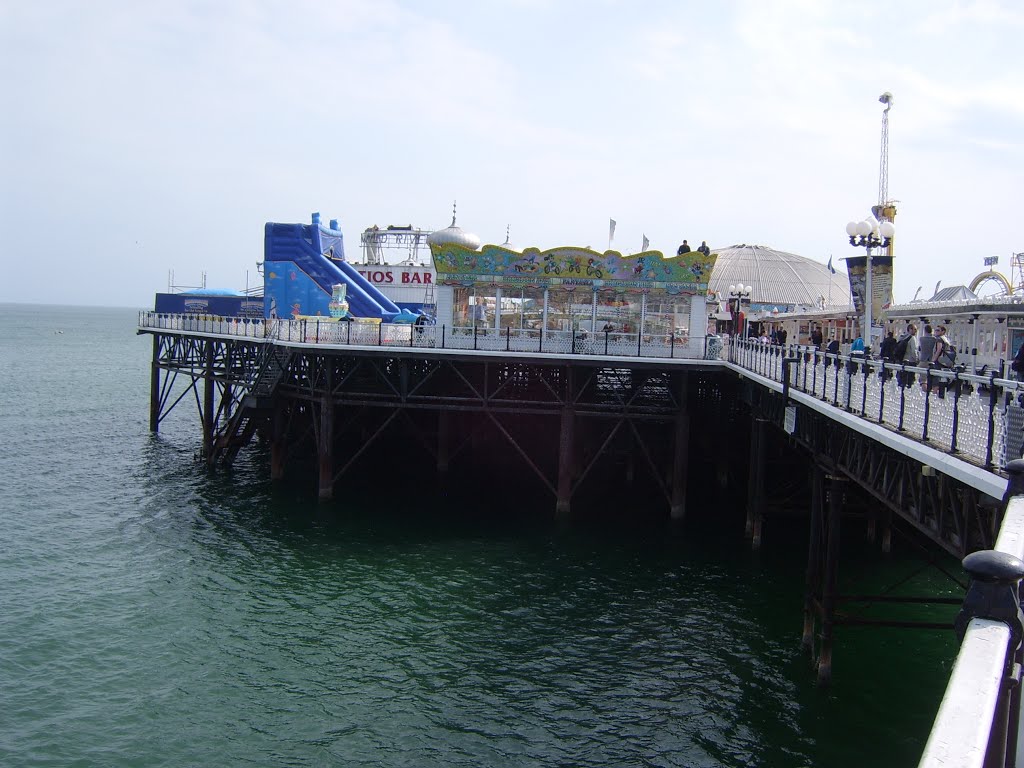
642;234;649;251
609;219;616;244
827;255;837;274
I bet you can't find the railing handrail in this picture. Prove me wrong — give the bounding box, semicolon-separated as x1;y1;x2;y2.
918;487;1024;768
136;311;718;361
726;337;1024;474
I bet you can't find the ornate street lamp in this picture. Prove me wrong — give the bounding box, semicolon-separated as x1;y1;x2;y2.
728;283;751;338
845;216;895;351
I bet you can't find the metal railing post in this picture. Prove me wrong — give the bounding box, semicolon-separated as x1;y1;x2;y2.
898;364;907;431
953;544;1024;768
782;357;799;404
923;368;933;442
986;371;999;469
950;369;962;454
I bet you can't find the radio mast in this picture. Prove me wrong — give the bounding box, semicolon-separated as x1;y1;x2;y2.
872;92;896;258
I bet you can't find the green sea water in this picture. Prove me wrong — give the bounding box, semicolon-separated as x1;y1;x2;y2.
0;304;960;767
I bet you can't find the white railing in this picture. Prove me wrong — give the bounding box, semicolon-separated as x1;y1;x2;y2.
141;312;270;338
731;339;1024;472
918;480;1024;768
137;312;721;360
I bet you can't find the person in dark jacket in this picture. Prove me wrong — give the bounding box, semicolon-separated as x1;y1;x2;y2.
677;240;691;254
826;336;840;368
879;331;897;381
1012;342;1024;381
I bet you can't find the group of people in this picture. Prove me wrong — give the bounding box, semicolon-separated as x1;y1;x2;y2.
878;323;957;392
677;240;711;256
802;322;958;393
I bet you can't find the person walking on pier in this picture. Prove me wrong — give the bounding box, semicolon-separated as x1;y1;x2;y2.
879;331;897;381
932;325;956;398
918;324;936;389
896;323;919;388
1012;341;1024;381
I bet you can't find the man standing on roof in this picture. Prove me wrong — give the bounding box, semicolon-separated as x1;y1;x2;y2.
677;240;691;255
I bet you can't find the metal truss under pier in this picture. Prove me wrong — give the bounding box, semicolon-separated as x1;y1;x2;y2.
143;330;719;521
142;327;1007;539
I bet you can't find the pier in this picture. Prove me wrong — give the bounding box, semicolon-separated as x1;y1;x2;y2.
140;311;1024;763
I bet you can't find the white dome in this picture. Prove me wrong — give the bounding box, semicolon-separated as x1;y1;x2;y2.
427;212;481;250
708;244;853;310
499;226;519;252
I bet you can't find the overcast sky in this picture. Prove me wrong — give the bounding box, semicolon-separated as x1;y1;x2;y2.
2;0;1021;308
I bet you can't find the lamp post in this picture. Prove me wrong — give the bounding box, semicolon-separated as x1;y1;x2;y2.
845;216;895;352
728;283;751;339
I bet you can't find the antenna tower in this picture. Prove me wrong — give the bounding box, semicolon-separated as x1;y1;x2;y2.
877;92;893;211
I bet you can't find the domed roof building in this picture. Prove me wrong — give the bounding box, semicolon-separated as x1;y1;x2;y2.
426;204;481;251
707;244;853;312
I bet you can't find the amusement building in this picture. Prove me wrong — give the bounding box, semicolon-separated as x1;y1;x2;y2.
421;215;859;351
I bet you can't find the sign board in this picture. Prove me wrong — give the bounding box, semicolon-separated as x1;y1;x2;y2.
984;256;999;266
355;267;434;286
784;406;797;435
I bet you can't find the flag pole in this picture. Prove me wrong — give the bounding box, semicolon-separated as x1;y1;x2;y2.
828;254;832;309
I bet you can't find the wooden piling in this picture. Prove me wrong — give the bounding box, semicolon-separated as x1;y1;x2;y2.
670;374;690;522
817;474;844;686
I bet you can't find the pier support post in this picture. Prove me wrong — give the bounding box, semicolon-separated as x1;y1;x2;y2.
149;336;160;433
746;416;766;549
817;474;845;686
317;361;334;500
802;462;825;653
202;341;215;460
270;404;286;481
437;410;451;477
555;404;575;522
670;374;690;522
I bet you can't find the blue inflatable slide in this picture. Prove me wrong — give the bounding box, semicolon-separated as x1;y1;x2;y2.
263;213;401;321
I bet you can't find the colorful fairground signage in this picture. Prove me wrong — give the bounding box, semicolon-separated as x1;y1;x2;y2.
430;243;717;295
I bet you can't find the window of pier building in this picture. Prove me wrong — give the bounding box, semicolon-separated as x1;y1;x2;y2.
452;287;470;327
545;288;598;333
497;286;545;331
596;290;643;334
643;292;692;340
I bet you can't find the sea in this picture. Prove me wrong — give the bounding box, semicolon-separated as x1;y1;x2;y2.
0;303;960;767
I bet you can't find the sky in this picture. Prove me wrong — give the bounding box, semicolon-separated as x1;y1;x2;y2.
2;0;1021;308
